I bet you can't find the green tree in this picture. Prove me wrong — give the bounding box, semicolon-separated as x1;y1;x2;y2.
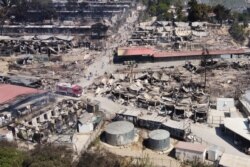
0;141;25;167
188;0;200;21
213;4;230;24
238;13;250;28
175;1;187;21
0;142;74;167
187;0;212;22
229;23;246;44
146;0;172;20
22;144;73;167
157;2;170;20
77;151;154;167
148;3;157;16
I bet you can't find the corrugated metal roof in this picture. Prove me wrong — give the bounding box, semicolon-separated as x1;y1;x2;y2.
224;118;250;141
175;141;206;153
162;119;187;130
119;109;141;117
0;84;45;105
138;112;167;123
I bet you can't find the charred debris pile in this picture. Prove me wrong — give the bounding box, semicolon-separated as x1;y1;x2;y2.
10;98;102;143
89;68;209;122
88;60;250;122
1;49;96;90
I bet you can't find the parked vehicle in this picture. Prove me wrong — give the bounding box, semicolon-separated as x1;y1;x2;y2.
56;83;83;97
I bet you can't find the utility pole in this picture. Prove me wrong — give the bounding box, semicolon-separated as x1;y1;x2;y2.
202;47;209;92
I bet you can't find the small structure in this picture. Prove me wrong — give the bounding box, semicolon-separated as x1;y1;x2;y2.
219;153;250;167
162;119;191;140
105;121;135;146
116;109;141;125
0;128;14;142
0;112;11;127
147;129;170;151
56;83;83;97
77;112;95;133
217;98;235;111
86;100;100;113
206;145;224;161
175;141;206;162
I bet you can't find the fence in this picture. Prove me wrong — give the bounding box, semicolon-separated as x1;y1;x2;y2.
78;118;104;153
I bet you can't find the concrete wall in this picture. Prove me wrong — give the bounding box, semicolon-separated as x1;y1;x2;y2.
26;109;56;128
175;148;206;162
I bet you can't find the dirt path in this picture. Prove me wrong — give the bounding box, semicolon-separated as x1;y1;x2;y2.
103;146;181;167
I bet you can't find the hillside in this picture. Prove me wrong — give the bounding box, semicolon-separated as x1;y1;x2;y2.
199;0;249;10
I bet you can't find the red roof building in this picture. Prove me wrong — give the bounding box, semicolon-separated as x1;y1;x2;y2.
0;84;45;105
117;47;245;58
153;49;245;58
175;141;207;162
115;47;247;63
175;141;206;153
117;47;155;56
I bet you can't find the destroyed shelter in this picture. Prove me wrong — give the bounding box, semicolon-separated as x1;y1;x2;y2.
0;84;50;126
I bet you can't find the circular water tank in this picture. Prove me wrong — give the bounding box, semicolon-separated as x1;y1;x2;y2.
148;129;170;151
105;121;135;146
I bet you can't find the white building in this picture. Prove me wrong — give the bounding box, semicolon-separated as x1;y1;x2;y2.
0;112;12;126
175;141;206;162
206;145;224;161
219;153;250;167
217;98;235;111
77;112;95;133
0;128;14;142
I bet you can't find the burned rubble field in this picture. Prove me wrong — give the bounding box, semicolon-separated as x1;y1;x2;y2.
16;99;86;141
0;35;77;56
0;54;95;90
88;60;250;121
